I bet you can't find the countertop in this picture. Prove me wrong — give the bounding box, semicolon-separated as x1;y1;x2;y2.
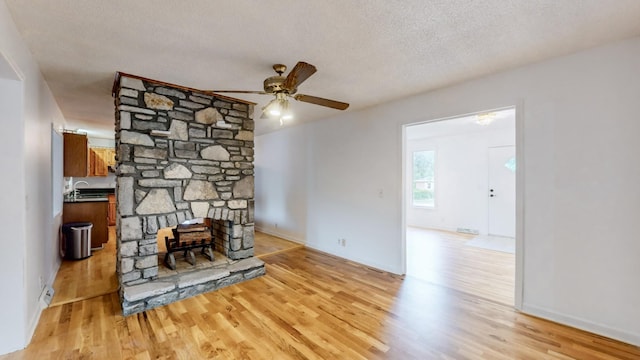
64;187;114;203
64;197;109;203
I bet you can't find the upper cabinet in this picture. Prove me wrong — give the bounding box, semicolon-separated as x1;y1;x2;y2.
63;132;88;177
89;147;116;177
64;132;116;177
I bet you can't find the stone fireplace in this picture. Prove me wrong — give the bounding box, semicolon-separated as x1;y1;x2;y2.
113;73;265;315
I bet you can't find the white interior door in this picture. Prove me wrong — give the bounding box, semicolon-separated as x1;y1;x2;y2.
488;146;516;237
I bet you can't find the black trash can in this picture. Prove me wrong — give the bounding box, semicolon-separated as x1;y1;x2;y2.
61;222;93;260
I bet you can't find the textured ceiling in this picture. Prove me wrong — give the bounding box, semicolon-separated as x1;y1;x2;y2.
5;0;640;136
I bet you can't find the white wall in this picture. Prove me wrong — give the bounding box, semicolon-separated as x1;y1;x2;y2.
255;37;640;345
254;126;309;242
0;69;26;355
0;1;66;354
406;126;515;233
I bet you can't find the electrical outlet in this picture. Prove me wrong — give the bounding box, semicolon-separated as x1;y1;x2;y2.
39;285;54;306
340;238;346;247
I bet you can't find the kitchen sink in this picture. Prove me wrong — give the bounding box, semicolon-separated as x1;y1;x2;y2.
64;188;113;202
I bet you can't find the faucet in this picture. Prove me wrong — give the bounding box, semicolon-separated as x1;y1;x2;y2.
73;180;89;200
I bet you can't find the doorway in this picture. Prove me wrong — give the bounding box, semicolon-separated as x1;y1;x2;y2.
403;107;518;306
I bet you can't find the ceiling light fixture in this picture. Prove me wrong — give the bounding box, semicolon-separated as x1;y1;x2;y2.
263;92;293;126
475;112;496;126
267;104;281;117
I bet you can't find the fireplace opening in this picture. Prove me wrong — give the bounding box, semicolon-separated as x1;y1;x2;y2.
155;218;252;276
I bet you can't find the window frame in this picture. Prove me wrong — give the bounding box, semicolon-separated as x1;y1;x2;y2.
411;149;436;209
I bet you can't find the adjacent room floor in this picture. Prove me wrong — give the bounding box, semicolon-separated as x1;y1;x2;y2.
406;226;515;305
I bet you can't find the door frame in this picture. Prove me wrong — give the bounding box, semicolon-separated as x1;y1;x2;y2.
400;103;524;310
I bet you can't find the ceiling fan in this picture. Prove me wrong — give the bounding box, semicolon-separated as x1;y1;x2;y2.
212;61;349;124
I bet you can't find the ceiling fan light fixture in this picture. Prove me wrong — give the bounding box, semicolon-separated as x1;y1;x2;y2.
475;112;496;126
263;99;282;117
280;96;293;121
268;107;282;117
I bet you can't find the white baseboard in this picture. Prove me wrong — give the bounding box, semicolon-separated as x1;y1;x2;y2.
255;226;305;245
19;294;47;355
521;303;640;346
306;241;402;274
407;224;459;233
255;227;401;274
24;259;61;352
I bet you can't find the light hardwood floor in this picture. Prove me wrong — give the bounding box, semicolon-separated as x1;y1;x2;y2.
51;227;302;306
254;231;304;258
3;230;639;359
406;226;515;305
49;226;118;306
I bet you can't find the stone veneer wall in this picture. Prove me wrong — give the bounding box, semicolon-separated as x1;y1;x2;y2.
113;74;264;315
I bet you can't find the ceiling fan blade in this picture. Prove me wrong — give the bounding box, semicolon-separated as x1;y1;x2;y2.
210;90;268;95
293;94;349;110
283;62;317;91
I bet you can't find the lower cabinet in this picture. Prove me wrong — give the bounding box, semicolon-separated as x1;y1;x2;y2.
63;201;109;249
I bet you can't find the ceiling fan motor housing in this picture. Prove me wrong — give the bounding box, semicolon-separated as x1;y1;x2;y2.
263;75;295;94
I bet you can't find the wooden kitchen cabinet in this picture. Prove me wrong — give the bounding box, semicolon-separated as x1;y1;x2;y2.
106;148;116;167
107;194;116;226
89;147;116;177
63;132;89;177
63;201;109;249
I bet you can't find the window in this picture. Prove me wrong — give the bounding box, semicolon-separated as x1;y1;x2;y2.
504;157;516;172
412;150;435;207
